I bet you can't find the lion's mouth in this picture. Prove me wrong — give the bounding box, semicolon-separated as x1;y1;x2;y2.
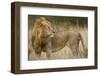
50;34;54;37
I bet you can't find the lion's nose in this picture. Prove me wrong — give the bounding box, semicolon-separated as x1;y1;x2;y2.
53;31;55;33
53;30;56;33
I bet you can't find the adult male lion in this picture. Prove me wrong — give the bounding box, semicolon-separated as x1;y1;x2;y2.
29;17;87;59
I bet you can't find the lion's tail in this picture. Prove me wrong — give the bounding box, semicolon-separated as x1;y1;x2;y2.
80;33;88;57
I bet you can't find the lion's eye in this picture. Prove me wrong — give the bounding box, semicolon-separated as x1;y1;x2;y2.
47;26;50;29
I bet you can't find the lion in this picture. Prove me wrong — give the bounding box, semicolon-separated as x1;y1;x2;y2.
28;17;87;59
28;17;55;58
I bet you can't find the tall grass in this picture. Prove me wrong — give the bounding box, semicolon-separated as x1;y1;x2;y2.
28;26;88;60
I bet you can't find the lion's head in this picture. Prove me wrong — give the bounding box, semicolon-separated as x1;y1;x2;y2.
31;17;55;54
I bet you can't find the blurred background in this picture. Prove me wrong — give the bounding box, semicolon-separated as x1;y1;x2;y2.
28;15;88;31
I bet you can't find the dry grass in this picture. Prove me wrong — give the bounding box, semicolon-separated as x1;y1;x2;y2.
28;25;88;61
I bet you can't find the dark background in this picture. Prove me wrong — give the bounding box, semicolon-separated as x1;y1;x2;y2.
28;15;88;31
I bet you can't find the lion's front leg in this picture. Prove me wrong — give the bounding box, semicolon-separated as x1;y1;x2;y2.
46;49;52;59
34;47;42;59
46;41;52;59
